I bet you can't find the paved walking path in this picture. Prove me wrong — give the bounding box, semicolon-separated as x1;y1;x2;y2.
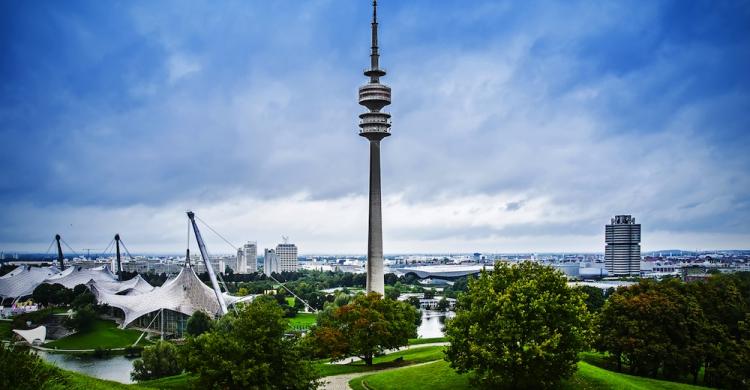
321;343;449;389
323;361;438;390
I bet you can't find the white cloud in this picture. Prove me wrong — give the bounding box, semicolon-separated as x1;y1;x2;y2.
167;54;201;83
2;1;748;253
2;191;747;254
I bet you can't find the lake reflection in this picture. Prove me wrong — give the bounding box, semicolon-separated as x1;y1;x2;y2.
417;310;454;339
36;350;135;384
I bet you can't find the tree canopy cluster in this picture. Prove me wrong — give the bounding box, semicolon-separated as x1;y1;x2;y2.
597;273;750;388
31;283;75;306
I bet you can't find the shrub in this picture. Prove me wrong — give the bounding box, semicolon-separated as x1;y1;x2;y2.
132;340;182;381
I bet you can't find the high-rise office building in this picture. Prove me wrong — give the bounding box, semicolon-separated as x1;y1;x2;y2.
264;248;279;277
242;242;257;273
275;242;298;272
359;0;391;295
605;215;641;276
236;248;244;273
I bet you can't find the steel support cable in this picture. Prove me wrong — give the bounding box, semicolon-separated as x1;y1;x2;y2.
268;274;318;313
195;215;239;251
44;238;56;256
99;238;115;260
60;239;80;258
194;215;317;313
132;308;163;347
119;240;136;261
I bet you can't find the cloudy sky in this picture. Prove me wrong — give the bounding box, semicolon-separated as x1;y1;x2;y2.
1;0;749;255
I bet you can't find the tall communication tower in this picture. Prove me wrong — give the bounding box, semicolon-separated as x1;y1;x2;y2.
358;1;391;295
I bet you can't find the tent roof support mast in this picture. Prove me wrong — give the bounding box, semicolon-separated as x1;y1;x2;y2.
187;211;228;315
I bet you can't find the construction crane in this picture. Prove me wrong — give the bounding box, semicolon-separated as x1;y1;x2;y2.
187;211;228;315
81;248;94;260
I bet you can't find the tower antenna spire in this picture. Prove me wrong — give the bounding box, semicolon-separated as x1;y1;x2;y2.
370;0;380;79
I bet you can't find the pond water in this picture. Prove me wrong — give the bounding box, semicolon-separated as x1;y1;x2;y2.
34;310;455;384
417;310;454;339
36;350;135;384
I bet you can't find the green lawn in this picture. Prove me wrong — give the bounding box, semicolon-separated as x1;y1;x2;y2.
578;351;707;386
315;345;445;377
44;319;147;350
285;297;295;306
58;369;149;390
350;360;468;390
568;362;709;390
137;373;197;389
288;312;316;329
350;360;710;390
408;337;446;345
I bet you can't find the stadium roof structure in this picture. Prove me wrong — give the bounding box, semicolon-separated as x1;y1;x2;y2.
0;266;61;300
44;265;118;289
87;274;154;296
91;266;253;328
398;264;489;280
0;264;154;300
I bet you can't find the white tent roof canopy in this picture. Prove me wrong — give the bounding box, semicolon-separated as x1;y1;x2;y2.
92;266;254;327
13;325;47;345
0;266;61;299
0;264;154;300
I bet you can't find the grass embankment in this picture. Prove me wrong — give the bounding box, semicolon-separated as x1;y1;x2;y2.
138;373;197;389
288;312;316;330
315;345;445;377
44;319;147;350
350;360;710;390
570;362;709;389
55;368;149;390
408;337;446;345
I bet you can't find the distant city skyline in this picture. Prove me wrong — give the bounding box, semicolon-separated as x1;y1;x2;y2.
1;1;749;254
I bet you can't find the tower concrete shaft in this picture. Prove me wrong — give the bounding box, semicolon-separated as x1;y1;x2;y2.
367;140;384;294
359;0;390;295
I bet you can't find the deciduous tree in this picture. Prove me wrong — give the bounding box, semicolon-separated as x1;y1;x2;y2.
131;340;182;381
182;296;319;389
186;311;212;337
445;261;591;389
310;293;420;365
